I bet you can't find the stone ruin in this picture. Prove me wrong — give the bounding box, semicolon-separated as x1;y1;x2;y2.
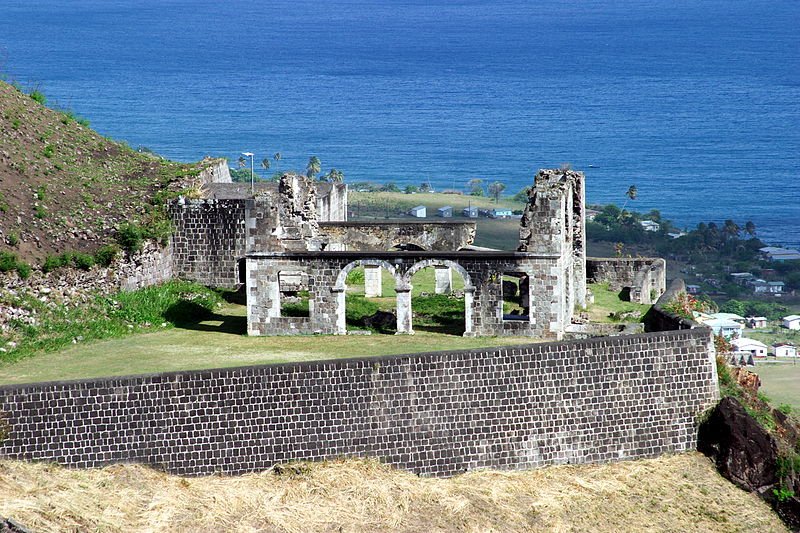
167;167;665;339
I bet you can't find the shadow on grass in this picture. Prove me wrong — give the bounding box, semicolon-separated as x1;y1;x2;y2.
165;301;246;335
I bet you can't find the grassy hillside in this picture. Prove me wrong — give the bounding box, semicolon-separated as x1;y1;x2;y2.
0;80;198;264
0;453;785;532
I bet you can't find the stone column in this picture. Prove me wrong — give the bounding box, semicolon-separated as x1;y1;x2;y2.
333;288;347;334
395;289;413;334
463;288;475;336
434;266;452;295
364;265;383;297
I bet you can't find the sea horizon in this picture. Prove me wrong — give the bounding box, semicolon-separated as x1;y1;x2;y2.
1;0;798;246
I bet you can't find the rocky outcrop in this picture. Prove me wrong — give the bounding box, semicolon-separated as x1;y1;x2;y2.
698;396;800;531
698;396;778;491
0;517;31;533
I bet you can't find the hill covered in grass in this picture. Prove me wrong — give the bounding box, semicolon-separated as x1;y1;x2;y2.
0;80;201;265
0;453;785;532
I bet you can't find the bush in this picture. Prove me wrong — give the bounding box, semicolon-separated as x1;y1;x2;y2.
6;233;19;246
0;251;18;272
72;252;95;270
94;244;119;267
116;222;144;253
42;254;64;273
16;262;31;279
29;90;46;105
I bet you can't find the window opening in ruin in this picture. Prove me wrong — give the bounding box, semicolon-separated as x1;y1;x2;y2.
278;271;310;318
409;265;466;335
389;243;425;251
344;265;397;333
237;258;246;285
502;272;529;321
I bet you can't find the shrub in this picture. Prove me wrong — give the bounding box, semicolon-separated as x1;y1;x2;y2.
0;251;18;272
29;90;46;105
116;222;144;253
7;233;19;246
72;252;95;270
94;244;119;267
16;262;31;279
34;205;46;219
42;254;64;273
42;144;54;158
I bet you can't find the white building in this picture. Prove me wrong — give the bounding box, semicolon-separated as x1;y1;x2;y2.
782;315;800;330
409;205;426;218
640;220;660;232
746;316;768;329
774;343;797;358
703;318;744;338
710;312;747;324
732;337;768;359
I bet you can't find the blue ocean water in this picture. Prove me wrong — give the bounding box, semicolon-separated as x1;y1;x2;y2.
1;0;798;246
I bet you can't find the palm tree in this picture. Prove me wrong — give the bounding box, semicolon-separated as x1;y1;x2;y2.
261;158;270;172
621;185;637;211
744;221;756;237
306;156;321;179
723;219;740;241
237;156;246;168
273;152;281;163
326;168;344;183
488;181;506;203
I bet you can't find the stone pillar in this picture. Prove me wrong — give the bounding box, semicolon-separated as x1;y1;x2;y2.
395;289;413;334
463;288;475;336
364;265;383;297
267;279;281;318
333;288;346;334
434;266;452;295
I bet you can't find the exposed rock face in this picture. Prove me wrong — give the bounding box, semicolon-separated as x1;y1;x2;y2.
698;396;778;492
0;517;31;533
730;366;761;395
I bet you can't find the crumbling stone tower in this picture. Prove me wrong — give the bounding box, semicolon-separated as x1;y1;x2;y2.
518;169;587;327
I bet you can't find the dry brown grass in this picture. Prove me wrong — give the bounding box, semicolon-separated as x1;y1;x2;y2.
0;453;785;532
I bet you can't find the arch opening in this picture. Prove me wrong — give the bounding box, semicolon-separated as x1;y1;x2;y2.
334;260;401;334
404;260;474;336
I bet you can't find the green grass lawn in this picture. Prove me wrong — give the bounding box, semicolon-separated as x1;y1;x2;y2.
586;283;651;323
753;362;800;411
0;300;535;385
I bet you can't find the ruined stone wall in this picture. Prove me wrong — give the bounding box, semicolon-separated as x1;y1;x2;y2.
317;183;348;221
318;221;476;252
196;157;232;185
518;169;586;314
246;251;573;338
168;199;249;288
0;328;718;477
587;257;667;304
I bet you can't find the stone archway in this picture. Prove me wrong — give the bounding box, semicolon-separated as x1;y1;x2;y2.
333;259;403;335
402;259;476;336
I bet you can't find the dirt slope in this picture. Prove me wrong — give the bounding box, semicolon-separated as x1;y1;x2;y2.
0;453;786;532
0;80;196;264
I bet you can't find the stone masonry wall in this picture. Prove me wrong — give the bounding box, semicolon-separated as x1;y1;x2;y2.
587;257;667;304
0;328;718;477
246;252;570;338
168;199;249;288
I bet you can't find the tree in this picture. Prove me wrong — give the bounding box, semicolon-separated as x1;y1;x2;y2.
237;156;247;168
468;178;485;197
261;158;270;172
488;181;506;203
325;168;344;183
513;186;532;203
404;185;418;194
723;219;740;241
306;156;321;179
273;152;281;163
621;185;637;211
380;182;400;193
419;182;432;193
744;221;757;237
